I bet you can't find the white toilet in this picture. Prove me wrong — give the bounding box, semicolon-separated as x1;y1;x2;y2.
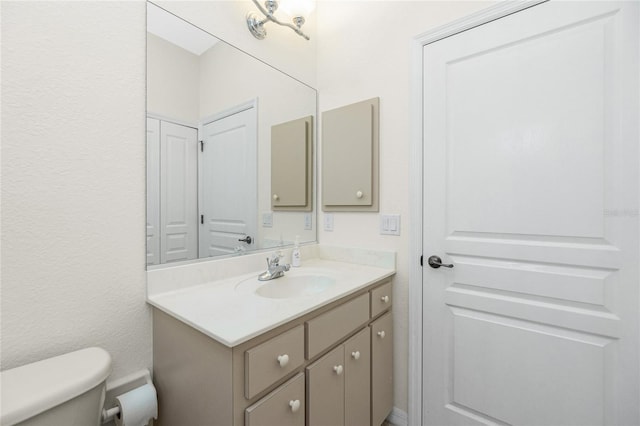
0;347;111;426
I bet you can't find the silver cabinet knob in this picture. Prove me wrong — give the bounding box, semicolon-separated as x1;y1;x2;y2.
273;194;279;201
380;295;389;303
377;331;386;339
351;351;361;360
356;190;363;199
333;365;343;375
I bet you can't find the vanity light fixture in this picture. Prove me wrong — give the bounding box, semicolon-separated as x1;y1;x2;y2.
246;0;313;40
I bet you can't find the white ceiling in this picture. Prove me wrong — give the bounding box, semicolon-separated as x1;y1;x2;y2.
147;3;219;56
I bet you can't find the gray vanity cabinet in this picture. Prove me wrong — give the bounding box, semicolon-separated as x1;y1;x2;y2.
152;278;393;426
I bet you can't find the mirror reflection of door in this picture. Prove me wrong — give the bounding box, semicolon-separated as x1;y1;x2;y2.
200;103;258;257
147;118;198;265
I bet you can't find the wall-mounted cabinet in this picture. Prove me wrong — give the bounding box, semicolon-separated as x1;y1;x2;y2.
322;98;379;212
271;116;313;211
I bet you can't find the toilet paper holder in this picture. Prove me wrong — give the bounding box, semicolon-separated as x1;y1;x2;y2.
101;369;157;425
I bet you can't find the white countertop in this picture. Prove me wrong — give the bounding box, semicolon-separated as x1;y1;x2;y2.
147;257;395;347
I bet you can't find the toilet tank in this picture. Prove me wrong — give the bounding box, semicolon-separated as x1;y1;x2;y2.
0;347;111;426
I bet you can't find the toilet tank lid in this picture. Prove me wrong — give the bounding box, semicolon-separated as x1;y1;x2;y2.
0;347;111;425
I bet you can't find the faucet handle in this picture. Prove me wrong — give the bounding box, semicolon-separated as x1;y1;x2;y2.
268;253;282;267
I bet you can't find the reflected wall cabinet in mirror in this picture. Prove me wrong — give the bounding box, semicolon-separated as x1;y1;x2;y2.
146;2;317;266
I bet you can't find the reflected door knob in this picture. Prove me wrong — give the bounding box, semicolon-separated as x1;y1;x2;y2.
238;236;252;244
427;255;453;269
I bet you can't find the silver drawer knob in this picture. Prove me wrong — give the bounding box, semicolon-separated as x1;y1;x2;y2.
273;194;279;201
380;295;389;303
377;331;386;339
356;190;363;199
289;399;301;413
351;351;361;360
277;354;289;367
333;365;343;375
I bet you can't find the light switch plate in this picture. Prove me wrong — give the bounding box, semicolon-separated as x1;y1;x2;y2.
262;212;273;228
324;213;334;231
304;213;313;230
380;214;400;235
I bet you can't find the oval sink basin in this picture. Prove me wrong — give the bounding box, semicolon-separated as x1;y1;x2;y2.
255;275;336;299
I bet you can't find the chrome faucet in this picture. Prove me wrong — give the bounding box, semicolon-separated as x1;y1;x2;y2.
258;253;290;281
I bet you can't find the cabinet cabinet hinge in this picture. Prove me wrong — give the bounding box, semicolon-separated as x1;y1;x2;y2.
420;255;423;266
200;140;204;152
200;214;204;224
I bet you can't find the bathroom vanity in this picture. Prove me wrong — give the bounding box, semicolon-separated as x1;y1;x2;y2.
147;247;395;426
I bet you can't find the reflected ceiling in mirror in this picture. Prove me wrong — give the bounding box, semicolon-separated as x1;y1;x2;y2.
146;2;317;267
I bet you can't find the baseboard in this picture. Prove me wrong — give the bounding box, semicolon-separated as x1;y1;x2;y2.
386;407;409;426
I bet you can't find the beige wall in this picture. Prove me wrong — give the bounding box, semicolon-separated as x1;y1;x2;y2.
1;1;149;379
147;33;200;124
315;1;495;414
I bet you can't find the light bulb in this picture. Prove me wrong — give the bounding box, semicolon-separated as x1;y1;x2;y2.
279;0;315;18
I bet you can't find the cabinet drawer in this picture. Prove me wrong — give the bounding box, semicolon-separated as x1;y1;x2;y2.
306;293;369;360
245;325;304;399
245;373;305;426
370;281;392;318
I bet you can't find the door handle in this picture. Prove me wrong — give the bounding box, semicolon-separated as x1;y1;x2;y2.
238;236;252;244
428;255;453;269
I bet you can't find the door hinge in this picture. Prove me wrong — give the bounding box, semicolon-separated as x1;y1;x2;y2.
420;255;423;266
200;214;204;224
200;140;204;152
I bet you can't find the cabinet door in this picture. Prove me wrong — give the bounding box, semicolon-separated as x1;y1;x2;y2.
344;328;371;426
306;345;345;426
371;312;393;426
245;373;305;426
271;116;313;211
322;98;379;211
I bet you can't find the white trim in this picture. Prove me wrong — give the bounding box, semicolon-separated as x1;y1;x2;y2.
146;112;198;129
386;407;409;426
199;98;258;127
407;2;547;425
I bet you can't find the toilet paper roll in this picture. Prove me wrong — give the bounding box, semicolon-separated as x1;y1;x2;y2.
114;383;158;426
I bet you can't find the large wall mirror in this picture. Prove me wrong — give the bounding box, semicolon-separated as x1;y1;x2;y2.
146;2;317;266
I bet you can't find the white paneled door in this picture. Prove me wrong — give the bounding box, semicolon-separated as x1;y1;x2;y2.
200;106;257;257
422;2;639;425
159;121;198;264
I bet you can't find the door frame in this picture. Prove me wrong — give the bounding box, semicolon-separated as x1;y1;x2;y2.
407;2;547;424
